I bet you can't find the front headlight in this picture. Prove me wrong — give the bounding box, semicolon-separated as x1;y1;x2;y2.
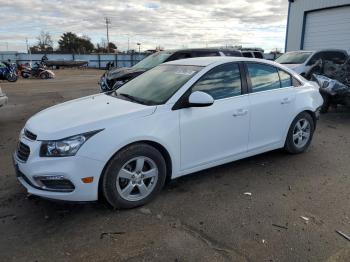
40;130;103;157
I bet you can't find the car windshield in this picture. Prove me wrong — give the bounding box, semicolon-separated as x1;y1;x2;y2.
132;51;173;70
113;64;202;105
275;52;313;64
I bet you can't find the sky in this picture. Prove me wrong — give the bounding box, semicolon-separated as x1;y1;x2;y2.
0;0;289;52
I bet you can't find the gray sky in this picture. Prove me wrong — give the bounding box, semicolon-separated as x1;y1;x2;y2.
0;0;289;52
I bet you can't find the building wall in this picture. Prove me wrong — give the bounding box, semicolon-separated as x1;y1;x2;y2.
286;0;350;51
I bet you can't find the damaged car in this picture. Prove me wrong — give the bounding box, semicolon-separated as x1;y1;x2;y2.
305;57;350;113
275;49;348;76
99;48;243;92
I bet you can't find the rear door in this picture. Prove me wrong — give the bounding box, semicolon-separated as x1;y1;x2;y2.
245;63;296;151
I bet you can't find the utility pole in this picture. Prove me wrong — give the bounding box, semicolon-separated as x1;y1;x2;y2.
25;38;29;53
105;17;111;53
127;36;130;53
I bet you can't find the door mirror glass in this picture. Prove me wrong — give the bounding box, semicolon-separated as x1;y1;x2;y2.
188;91;214;107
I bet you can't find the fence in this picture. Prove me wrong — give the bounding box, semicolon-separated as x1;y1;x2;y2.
0;52;147;69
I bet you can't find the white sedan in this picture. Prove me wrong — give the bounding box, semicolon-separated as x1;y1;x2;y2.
14;57;323;208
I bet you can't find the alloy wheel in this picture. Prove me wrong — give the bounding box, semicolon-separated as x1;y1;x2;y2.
116;156;158;201
292;118;311;148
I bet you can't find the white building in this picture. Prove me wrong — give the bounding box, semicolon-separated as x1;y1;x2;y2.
285;0;350;52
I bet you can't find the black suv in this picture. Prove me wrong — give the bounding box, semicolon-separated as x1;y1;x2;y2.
99;48;243;91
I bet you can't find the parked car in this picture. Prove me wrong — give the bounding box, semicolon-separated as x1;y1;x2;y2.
99;48;243;91
14;57;323;208
0;87;8;107
0;61;18;82
275;49;348;76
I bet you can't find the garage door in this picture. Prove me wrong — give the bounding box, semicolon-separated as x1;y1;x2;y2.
303;6;350;52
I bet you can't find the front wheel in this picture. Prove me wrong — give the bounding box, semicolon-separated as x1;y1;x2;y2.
102;143;167;209
284;112;315;154
6;73;18;82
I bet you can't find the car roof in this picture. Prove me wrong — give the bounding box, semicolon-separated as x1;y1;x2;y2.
158;48;242;54
286;49;347;53
164;56;277;67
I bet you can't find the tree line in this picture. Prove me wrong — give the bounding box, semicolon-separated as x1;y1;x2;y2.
29;31;117;54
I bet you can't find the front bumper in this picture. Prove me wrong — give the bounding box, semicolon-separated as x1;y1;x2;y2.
13;137;105;202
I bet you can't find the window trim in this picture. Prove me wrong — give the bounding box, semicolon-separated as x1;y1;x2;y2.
277;68;302;88
172;62;247;110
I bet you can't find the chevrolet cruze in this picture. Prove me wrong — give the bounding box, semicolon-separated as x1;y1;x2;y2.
14;57;323;209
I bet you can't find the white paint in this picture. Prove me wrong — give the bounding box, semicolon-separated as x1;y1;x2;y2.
14;57;324;202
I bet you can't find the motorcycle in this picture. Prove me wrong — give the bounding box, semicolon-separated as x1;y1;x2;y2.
0;61;18;82
21;62;55;79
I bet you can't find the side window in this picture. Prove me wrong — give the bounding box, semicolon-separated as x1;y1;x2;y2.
222;51;242;57
321;51;347;64
307;52;322;65
253;52;264;59
278;70;292;88
247;63;280;92
191;63;242;100
242;52;253;58
194;51;220;57
167;52;192;61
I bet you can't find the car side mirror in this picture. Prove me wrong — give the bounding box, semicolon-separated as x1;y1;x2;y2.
188;91;214;107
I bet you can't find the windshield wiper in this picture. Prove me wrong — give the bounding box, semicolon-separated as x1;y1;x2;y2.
116;92;148;105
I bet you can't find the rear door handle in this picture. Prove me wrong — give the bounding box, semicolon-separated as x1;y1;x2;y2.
281;97;292;104
233;109;248;117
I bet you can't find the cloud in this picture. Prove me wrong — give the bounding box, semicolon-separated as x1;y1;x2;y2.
0;0;288;52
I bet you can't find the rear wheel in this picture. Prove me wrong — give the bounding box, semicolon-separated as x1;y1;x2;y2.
285;112;315;154
40;72;49;79
102;143;167;209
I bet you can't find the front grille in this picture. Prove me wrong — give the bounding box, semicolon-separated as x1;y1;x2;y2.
24;129;37;140
16;142;30;162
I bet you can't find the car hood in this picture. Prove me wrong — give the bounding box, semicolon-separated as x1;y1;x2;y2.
107;67;146;80
25;93;156;140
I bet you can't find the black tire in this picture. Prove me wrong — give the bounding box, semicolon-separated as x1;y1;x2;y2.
320;93;331;114
284;112;315;154
21;71;30;78
6;73;18;82
40;72;49;79
102;143;167;209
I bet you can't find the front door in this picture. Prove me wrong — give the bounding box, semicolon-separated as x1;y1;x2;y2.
179;62;250;170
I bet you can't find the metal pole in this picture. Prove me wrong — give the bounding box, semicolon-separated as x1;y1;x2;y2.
105;17;111;53
127;36;130;53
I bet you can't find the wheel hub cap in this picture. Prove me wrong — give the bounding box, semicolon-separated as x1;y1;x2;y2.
292;118;311;149
116;156;159;202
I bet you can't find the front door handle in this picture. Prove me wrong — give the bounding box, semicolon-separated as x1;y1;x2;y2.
233;109;248;117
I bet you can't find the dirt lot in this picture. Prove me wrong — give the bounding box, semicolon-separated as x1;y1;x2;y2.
0;69;349;262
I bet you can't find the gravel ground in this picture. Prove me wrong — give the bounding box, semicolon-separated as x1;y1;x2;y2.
0;69;349;262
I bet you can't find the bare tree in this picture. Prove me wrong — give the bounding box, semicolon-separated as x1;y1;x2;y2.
36;31;53;51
